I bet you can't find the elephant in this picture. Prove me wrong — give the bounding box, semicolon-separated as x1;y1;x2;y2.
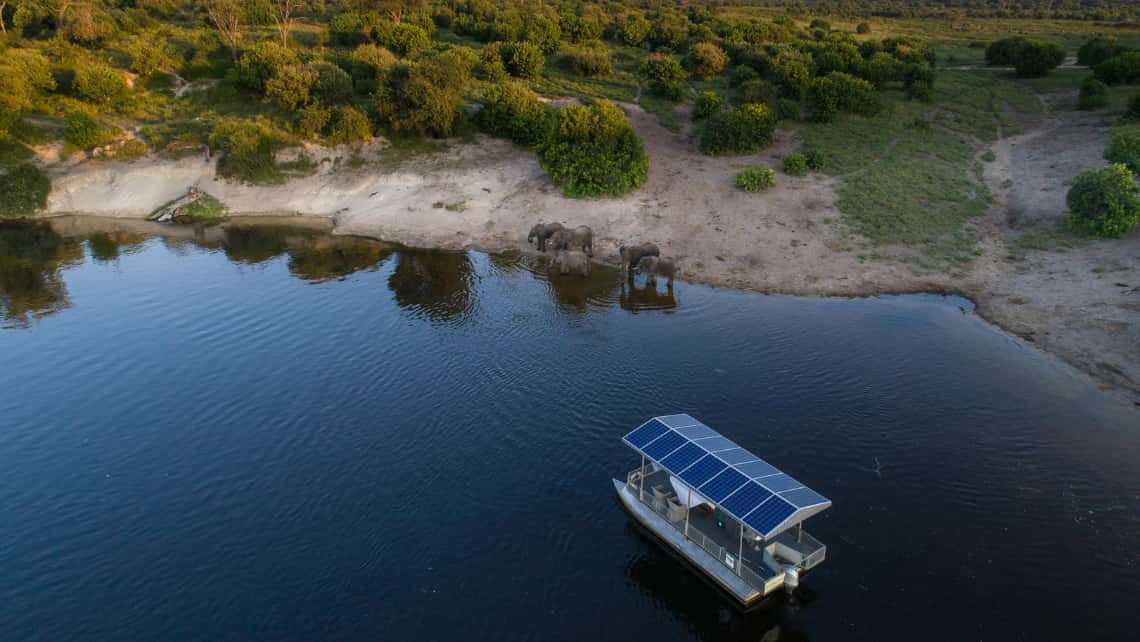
527;222;564;252
555;249;591;277
636;256;676;284
548;225;594;256
619;243;659;277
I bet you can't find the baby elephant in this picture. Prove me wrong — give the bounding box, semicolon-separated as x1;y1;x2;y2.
620;243;659;277
636;256;676;284
527;222;564;252
548;225;594;257
556;249;591;277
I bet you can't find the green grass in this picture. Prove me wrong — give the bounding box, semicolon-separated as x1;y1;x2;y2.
177;193;227;223
0;139;35;169
638;94;683;132
800;94;928;174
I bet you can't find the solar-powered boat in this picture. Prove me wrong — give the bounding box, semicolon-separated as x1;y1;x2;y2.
614;414;831;607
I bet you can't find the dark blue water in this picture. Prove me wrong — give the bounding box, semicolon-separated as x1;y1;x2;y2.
1;219;1137;642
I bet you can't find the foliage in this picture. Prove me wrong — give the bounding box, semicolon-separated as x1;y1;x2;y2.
63;111;111;150
730;64;759;88
177;193;227;223
297;104;331;139
783;153;809;176
385;23;431;57
803;148;828;171
1128;93;1140;121
378;50;471;137
1077;36;1120;67
266;64;317;111
1078;78;1109;110
737;79;777;106
699;104;776;156
1094;52;1140;85
312;63;353;105
524;15;562;55
75;66;130;105
856;22;871;35
1104;125;1140;172
501;41;545;80
565;45;612;78
477;82;557;148
693;91;723;120
1066;164;1140;238
735;164;776;192
775;98;801;121
807;72;882;122
124;33;180;76
326;106;373;145
985;36;1029;66
619;14;651;47
1013;40;1066;77
237;42;298;92
684;43;728;81
540;101;648;198
639;53;686;99
209;118;281;184
0;164;51;217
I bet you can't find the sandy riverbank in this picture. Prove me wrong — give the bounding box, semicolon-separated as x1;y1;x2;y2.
41;101;1139;405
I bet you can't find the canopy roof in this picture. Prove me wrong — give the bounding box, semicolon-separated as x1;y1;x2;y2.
623;414;831;540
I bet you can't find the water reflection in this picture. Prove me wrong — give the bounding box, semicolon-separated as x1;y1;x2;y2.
388;249;476;323
286;236;392;283
621;278;677;312
88;232;146;263
0;220;82;327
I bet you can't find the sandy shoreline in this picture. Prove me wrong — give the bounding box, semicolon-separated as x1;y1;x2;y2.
38;102;1140;406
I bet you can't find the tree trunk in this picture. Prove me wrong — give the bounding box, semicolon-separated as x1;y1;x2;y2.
1;2;7;35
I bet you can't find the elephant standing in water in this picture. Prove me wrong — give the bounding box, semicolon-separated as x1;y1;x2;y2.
636;256;676;285
527;222;564;252
548;225;594;257
619;243;659;277
555;249;591;277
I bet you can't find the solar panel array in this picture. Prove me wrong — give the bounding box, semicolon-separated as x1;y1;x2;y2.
622;414;830;539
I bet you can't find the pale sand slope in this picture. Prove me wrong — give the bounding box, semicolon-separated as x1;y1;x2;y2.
44;102;1139;404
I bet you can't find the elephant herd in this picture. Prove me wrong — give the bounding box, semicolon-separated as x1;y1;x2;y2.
527;222;676;284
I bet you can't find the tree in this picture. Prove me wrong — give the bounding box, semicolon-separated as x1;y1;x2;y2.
986;36;1029;66
1013;40;1065;77
620;14;650;47
269;0;307;48
378;49;471;136
699;104;776;155
385;22;430;56
523;15;561;55
501;41;544;80
1066;164;1140;238
1094;52;1140;85
204;0;242;61
540;101;648;198
477;81;557;148
684;42;727;81
237;42;297;92
265;64;317;111
693;91;722;120
1077;36;1120;67
639;53;685;99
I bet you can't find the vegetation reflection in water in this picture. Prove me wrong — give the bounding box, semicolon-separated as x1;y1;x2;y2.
0;219;678;329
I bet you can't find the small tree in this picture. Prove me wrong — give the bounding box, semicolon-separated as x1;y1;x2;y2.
639;53;686;99
478;81;557;148
1078;78;1109;110
1104;125;1140;172
693;91;723;120
378;49;471;136
1094;52;1140;85
237;42;298;92
1077;36;1120;67
684;42;727;81
1066;163;1140;238
501;41;544;80
63;110;109;149
1013;40;1066;77
541;101;648;198
326;106;372;144
75;66;129;105
269;0;307;48
204;0;243;61
265;64;317;111
699;104;776;155
386;22;430;57
566;45;612;77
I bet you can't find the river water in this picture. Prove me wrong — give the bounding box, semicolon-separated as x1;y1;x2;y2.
1;218;1137;642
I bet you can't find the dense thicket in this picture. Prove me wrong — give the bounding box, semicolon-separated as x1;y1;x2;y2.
986;37;1065;77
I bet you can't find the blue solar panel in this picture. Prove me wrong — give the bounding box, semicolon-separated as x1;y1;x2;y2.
735;459;780;479
720;481;772;518
693;436;737;452
658;414;701;428
744;497;797;535
624;419;669;448
660;442;705;472
757;474;803;493
781;487;829;508
698;468;749;503
642;430;686;460
717;448;759;465
674;423;718;440
679;455;727;488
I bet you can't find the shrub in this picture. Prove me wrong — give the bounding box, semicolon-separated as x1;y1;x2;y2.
523;16;562;55
1066;163;1140;238
639;53;686;99
297;104;331;139
735;164;776;192
312;63;353;105
209;119;281;184
986;36;1029;66
1013;40;1066;77
0;67;32;135
856;22;871;35
75;66;130;105
237;42;298;92
326;106;372;145
783;153;809;176
809;19;831;32
684;43;728;81
386;23;431;57
1079;78;1110;110
566;46;612;77
478;82;557;148
0;164;51;217
729;64;759;88
737;79;777;106
803;148;827;171
377;50;472;137
807;72;882;122
1078;36;1120;67
540;101;648;198
478;57;508;82
1104;125;1140;172
351;44;397;73
859;52;902;87
63;111;111;149
903;63;936;100
775;59;811;97
775;98;801;121
620;15;651;47
266;64;317;111
699;104;776;155
693;91;723;120
125;33;180;76
501;41;545;80
1094;52;1140;85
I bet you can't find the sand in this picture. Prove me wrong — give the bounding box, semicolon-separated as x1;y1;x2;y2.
41;101;1140;405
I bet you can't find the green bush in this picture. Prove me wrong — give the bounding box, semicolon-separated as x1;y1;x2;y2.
783;153;809;176
565;46;612;77
1014;40;1066;77
1104;125;1140;172
501;41;545;80
903;63;936;100
478;82;557;148
859;52;902;87
775;59;811;97
856;22;871;35
298;104;331;139
639;53;686;100
75;66;130;105
266;64;317;111
209;119;281;184
775;98;801;121
735;164;776;192
737;79;777;106
684;43;728;81
386;23;431;57
1066;163;1140;237
803;148;828;171
1077;36;1120;67
1094;52;1140;85
237;42;298;93
0;164;51;217
125;33;179;76
699;104;776;156
1126;93;1140;120
540;101;648;198
326;106;373;145
729;64;759;88
63;111;111;150
377;50;472;137
1078;78;1110;110
524;15;562;55
986;37;1030;66
693;91;723;120
619;14;651;47
807;72;882;122
312;63;353;105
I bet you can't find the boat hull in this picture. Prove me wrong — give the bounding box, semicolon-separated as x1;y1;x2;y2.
613;478;765;608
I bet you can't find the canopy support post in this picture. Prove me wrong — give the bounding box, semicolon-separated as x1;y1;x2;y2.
639;454;646;501
738;522;745;576
684;485;691;538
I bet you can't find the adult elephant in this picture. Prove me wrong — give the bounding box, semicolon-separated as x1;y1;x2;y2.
619;243;659;277
548;225;594;257
636;256;676;285
555;249;591;277
527;222;564;252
